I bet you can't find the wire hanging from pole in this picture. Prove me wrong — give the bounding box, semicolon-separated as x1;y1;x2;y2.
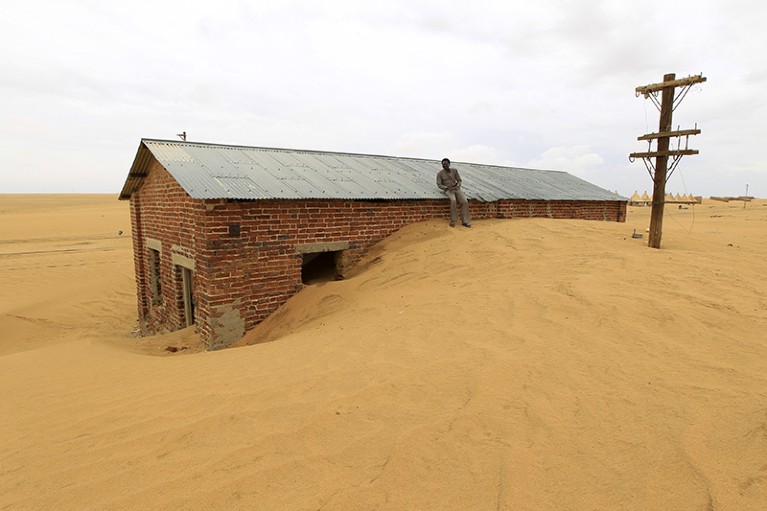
676;166;696;235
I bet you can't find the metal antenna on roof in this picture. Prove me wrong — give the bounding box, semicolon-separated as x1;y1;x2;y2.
177;131;187;141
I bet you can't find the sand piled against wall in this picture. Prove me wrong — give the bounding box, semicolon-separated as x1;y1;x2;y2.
1;194;766;510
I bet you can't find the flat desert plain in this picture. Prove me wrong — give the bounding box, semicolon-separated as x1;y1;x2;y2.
1;194;766;511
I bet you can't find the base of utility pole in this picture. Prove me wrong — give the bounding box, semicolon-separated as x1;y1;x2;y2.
648;193;666;248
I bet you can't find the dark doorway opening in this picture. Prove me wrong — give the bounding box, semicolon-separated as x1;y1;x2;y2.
181;266;195;327
301;251;339;284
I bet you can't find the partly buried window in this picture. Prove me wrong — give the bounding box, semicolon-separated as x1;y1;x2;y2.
148;247;163;305
296;241;350;284
301;250;339;284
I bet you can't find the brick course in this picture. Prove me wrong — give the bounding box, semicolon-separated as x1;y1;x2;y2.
130;162;626;349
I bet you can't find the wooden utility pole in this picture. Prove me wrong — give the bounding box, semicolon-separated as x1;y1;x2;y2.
630;73;706;248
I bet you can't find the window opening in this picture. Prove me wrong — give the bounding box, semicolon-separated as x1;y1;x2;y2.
149;248;163;305
301;251;339;284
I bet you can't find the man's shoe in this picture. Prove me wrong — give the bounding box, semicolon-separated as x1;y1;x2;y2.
462;223;472;228
449;222;456;227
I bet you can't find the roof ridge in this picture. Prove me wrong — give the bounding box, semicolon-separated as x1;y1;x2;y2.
140;138;438;164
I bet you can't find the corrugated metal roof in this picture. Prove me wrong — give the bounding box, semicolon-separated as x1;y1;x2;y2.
119;139;626;202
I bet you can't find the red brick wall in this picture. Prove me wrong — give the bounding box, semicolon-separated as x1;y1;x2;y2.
129;160;626;349
129;162;206;336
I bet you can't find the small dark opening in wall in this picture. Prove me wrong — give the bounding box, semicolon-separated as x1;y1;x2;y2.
301;251;338;284
148;248;162;305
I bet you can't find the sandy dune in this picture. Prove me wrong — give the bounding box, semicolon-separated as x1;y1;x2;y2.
1;194;766;510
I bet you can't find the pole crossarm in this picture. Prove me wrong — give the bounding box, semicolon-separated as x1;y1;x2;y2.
637;129;701;141
635;74;707;96
629;149;699;159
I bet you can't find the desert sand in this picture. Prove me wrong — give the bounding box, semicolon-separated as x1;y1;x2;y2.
1;194;766;510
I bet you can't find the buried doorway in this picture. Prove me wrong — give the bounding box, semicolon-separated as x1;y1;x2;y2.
301;251;339;284
296;241;350;285
172;252;196;329
181;266;195;327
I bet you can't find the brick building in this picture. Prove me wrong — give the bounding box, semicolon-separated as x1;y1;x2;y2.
119;139;626;349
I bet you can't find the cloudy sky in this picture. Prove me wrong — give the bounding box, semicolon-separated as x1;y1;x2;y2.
1;0;765;197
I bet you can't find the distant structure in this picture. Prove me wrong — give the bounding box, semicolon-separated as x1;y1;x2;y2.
710;196;754;202
629;191;700;206
119;139;627;349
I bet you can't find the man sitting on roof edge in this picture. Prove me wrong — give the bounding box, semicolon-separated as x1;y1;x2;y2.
436;158;472;228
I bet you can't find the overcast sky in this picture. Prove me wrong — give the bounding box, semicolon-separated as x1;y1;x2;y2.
2;0;765;197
